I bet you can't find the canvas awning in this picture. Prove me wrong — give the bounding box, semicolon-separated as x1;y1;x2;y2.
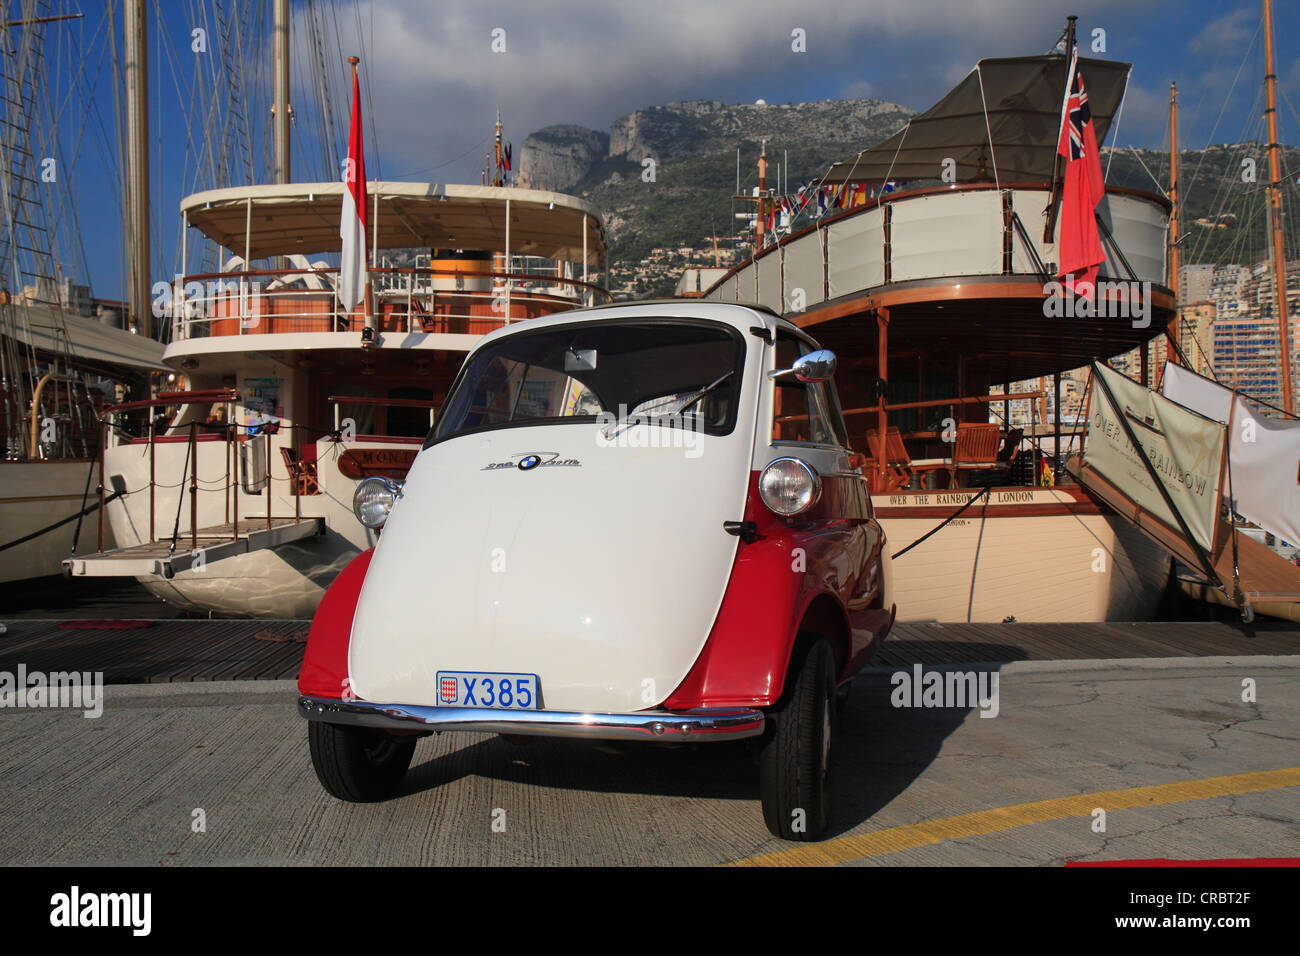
4;305;165;372
822;54;1131;186
180;182;607;265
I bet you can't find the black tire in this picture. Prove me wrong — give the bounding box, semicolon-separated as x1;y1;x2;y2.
308;721;416;802
759;637;836;840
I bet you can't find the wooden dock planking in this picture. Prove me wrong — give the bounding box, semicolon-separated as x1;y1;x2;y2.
0;618;1294;686
0;620;309;684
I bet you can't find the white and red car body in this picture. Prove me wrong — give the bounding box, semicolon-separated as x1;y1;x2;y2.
299;301;893;741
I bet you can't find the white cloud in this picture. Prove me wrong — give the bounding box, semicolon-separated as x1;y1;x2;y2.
839;79;878;99
1114;80;1169;150
302;0;1128;182
1188;6;1256;56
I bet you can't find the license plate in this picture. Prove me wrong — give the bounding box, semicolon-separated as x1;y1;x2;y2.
435;671;539;710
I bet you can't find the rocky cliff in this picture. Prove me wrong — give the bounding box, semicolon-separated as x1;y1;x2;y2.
520;98;914;192
516;98;916;294
516;124;610;193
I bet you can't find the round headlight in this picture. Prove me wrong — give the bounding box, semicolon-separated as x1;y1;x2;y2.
353;476;402;529
759;457;821;516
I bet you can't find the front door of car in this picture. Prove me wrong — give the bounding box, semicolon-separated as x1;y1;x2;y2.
765;330;887;667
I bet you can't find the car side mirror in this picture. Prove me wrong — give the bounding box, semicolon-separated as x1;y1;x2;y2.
769;349;837;383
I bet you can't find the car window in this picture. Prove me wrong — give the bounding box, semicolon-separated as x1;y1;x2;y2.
429;319;745;445
772;333;844;447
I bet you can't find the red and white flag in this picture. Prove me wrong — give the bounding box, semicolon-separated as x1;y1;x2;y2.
1055;45;1106;298
339;64;368;311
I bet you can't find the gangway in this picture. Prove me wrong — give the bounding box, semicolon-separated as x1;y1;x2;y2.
64;517;323;579
64;389;325;580
1068;362;1300;621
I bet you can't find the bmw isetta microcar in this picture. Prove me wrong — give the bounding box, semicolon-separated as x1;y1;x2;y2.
298;301;894;840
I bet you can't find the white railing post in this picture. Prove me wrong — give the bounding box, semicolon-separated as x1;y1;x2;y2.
504;197;512;325
172;274;184;340
179;210;189;339
241;197;252;334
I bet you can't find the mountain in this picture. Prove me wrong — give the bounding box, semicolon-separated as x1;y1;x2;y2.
517;125;609;194
518;98;915;294
1101;143;1300;267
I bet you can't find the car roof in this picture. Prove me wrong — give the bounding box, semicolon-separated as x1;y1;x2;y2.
469;298;806;349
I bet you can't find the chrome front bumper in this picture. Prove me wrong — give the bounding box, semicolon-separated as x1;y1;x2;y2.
298;695;765;742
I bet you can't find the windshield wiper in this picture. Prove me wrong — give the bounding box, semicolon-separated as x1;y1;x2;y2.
669;370;734;418
598;370;736;441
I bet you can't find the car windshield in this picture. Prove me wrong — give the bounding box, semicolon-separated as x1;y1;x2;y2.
428;319;745;445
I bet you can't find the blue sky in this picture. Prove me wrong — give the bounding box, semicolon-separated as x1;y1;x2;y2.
20;0;1300;303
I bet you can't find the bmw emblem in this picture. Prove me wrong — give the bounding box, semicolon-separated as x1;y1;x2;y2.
518;455;541;471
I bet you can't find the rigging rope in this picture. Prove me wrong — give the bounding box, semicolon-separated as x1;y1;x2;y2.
891;487;991;561
0;491;124;555
1103;67;1130;184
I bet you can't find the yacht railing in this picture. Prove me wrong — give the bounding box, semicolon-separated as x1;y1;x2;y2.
170;266;612;340
93;389;303;551
705;181;1170;314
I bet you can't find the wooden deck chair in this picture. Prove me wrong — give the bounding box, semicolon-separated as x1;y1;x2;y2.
280;445;320;496
866;426;913;491
950;422;1002;487
998;427;1024;462
411;294;442;333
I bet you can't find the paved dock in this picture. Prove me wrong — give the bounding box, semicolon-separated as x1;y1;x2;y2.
0;615;1296;865
0;618;1296;683
0;656;1295;866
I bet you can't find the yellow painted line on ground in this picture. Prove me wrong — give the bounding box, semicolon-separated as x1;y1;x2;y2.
727;767;1300;867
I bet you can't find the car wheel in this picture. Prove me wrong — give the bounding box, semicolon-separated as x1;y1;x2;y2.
308;721;417;802
759;637;836;841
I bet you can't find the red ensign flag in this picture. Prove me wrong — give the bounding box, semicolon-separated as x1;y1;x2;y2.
339;63;368;311
1056;46;1106;298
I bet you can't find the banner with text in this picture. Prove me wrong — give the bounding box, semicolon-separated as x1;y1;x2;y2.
1084;363;1226;552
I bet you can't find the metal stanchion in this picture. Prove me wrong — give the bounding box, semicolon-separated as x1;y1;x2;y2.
96;418;105;553
149;418;156;542
189;422;198;551
265;429;273;532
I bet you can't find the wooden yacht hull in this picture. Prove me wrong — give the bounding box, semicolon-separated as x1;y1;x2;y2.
875;486;1172;623
0;460;112;585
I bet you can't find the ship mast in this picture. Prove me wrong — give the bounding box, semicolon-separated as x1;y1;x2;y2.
124;0;149;339
494;110;502;186
272;0;290;184
1263;0;1293;414
1165;82;1180;376
1042;15;1077;243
